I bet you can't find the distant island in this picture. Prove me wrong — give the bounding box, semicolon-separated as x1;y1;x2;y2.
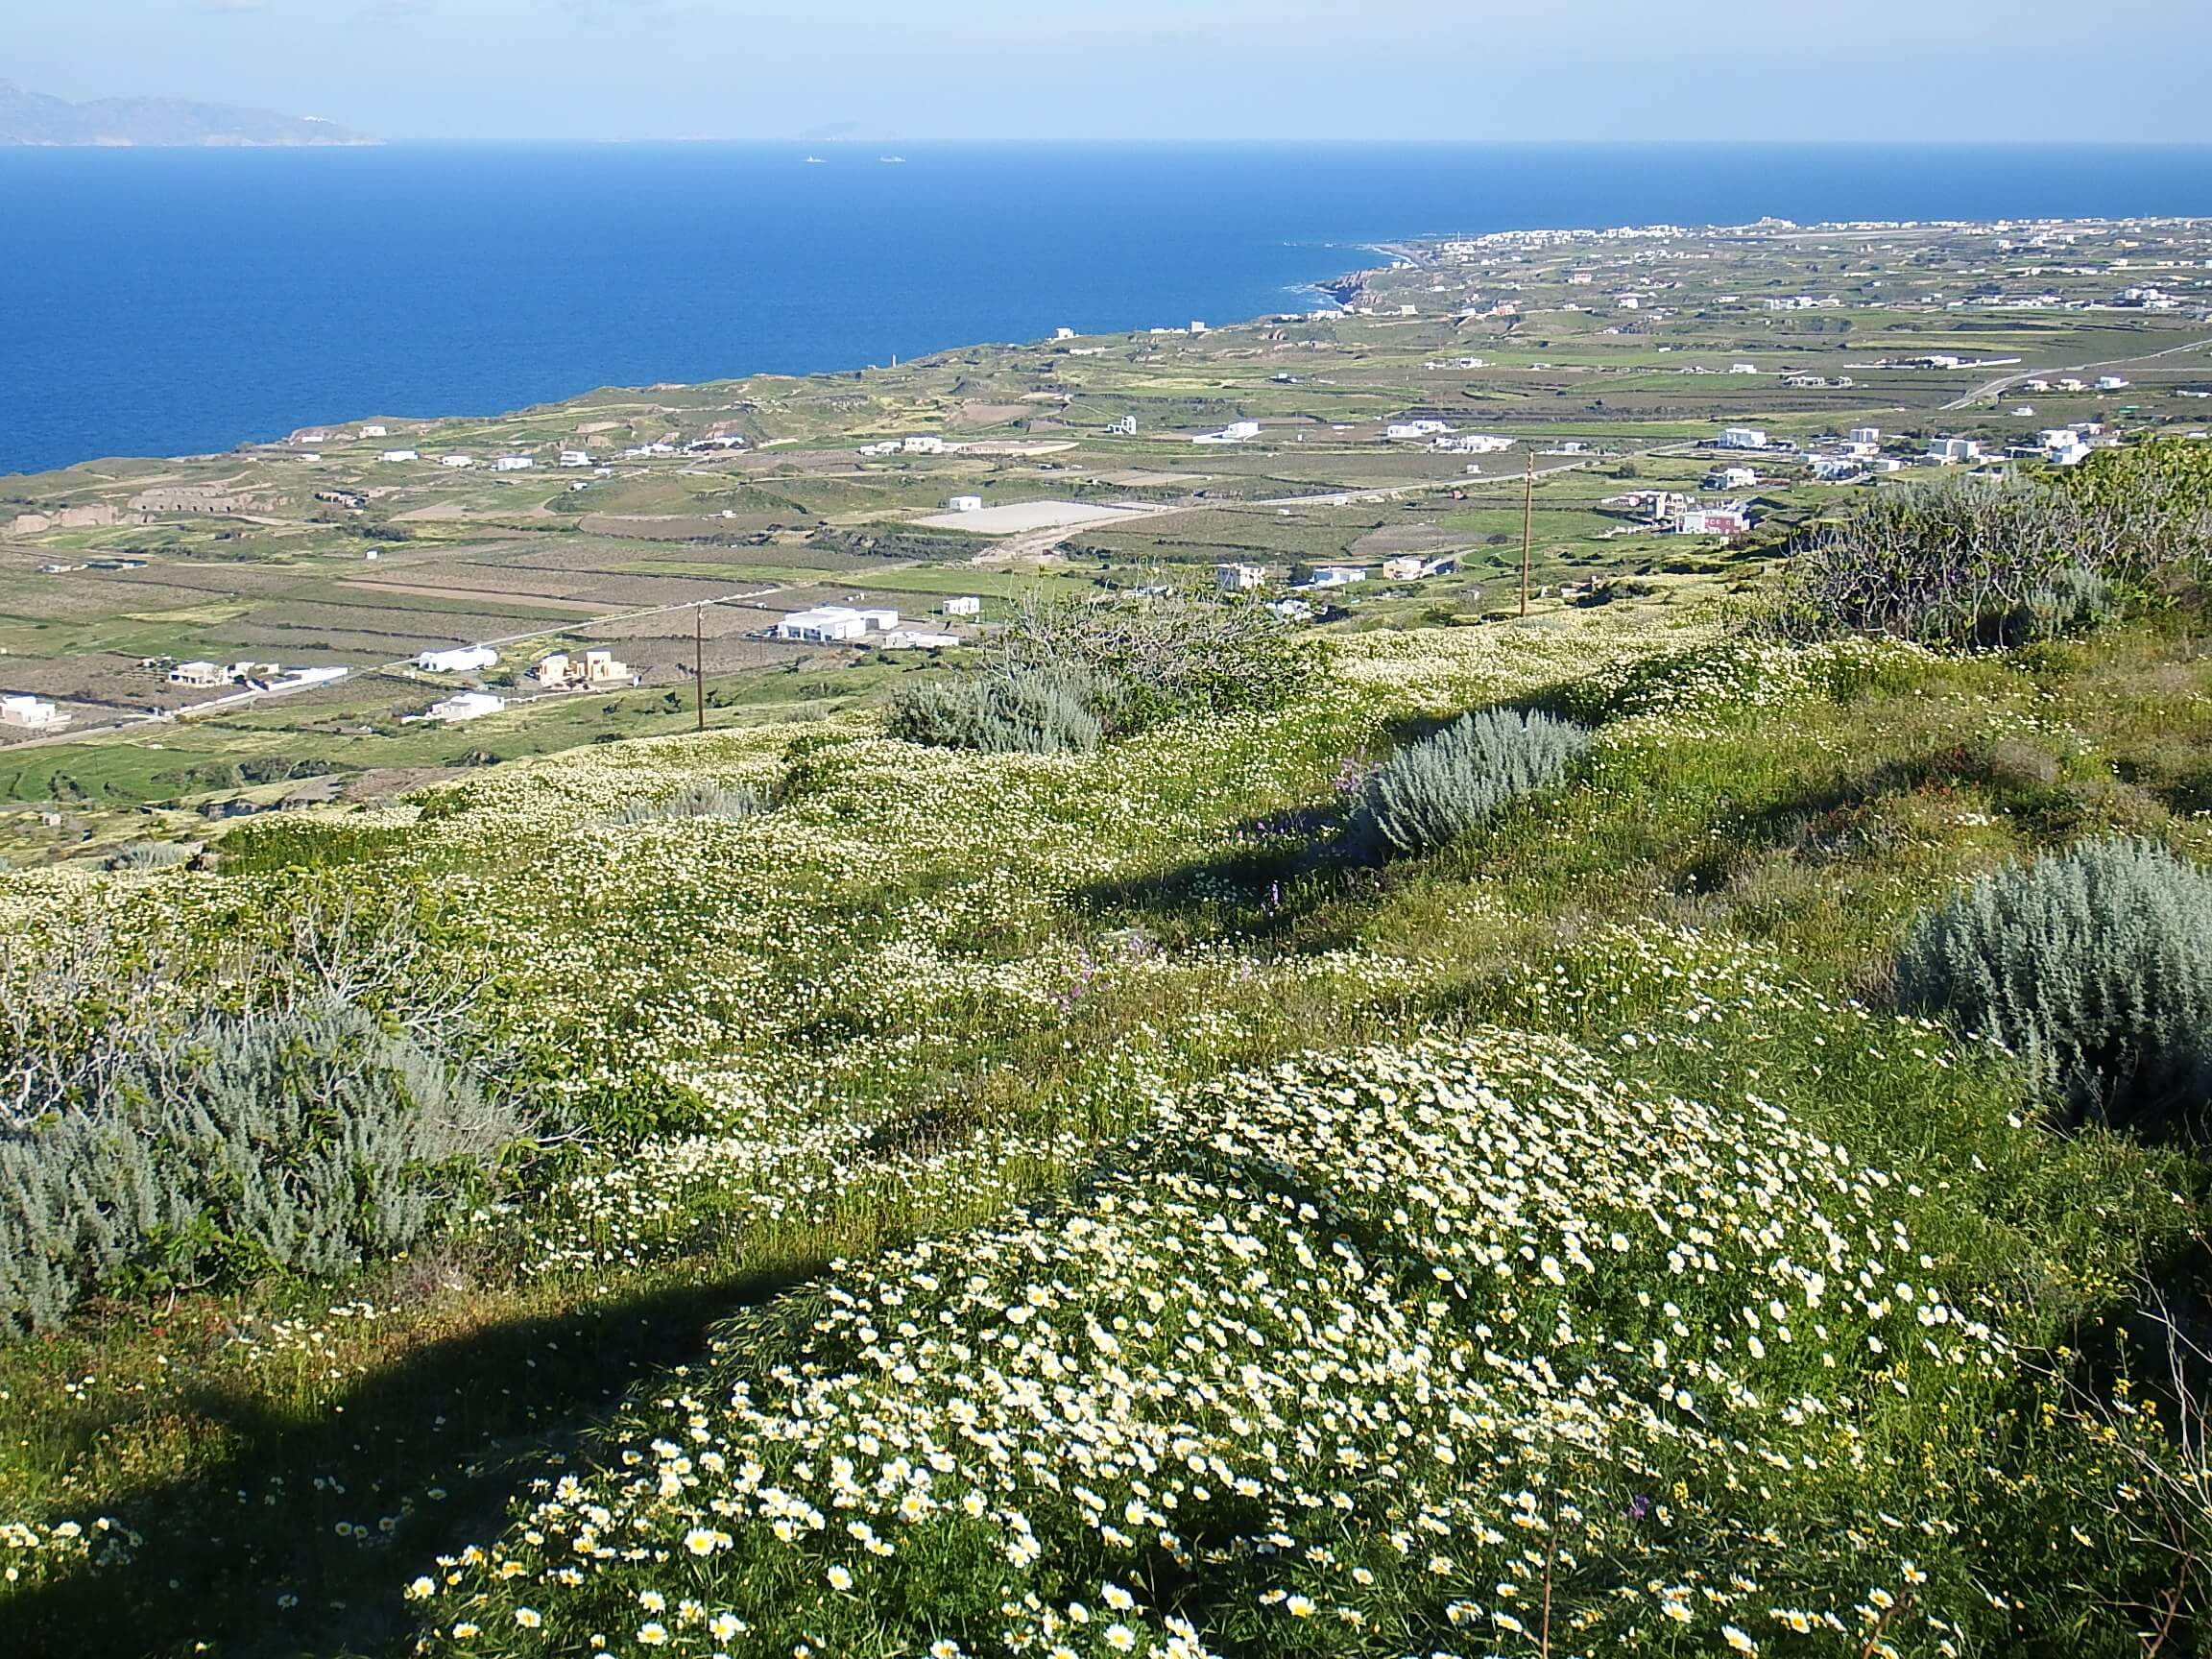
0;79;375;147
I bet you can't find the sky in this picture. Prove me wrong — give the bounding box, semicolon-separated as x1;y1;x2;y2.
6;0;2212;144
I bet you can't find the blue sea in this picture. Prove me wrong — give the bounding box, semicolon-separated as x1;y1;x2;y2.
6;141;2212;477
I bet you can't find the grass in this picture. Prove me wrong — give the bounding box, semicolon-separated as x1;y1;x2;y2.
6;605;2212;1655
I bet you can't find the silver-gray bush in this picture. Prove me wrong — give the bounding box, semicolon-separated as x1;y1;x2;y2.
1354;708;1593;857
1897;838;2212;1136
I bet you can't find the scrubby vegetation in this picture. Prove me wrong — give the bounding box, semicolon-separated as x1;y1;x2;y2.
1900;837;2212;1140
1352;707;1592;856
1770;445;2212;648
11;490;2212;1657
887;586;1310;753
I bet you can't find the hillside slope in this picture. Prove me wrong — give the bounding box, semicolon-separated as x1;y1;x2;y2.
0;79;375;146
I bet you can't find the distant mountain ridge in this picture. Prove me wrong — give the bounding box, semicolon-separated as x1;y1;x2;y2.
0;80;375;147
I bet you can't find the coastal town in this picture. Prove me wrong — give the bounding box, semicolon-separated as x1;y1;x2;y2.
3;212;2209;857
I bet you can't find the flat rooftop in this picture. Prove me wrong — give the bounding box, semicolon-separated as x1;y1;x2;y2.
915;500;1160;535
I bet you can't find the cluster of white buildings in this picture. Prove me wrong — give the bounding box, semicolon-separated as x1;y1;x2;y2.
163;661;349;696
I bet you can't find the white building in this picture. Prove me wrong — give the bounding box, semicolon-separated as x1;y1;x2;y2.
1848;426;1882;447
493;456;535;471
1189;321;1208;334
0;694;68;731
359;424;389;440
2096;375;2130;391
1215;563;1267;592
427;692;506;723
1678;507;1752;536
941;596;983;616
1730;363;1760;374
1705;466;1759;490
1192;421;1262;445
1109;415;1139;437
168;661;228;688
902;435;947;455
1304;565;1369;588
945;494;985;513
559;450;593;468
1719;427;1769;451
1381;556;1433;582
1385;419;1453;441
775;605;898;643
1054;326;1076;340
416;645;498;674
882;629;961;649
1926;437;1982;464
440;454;475;469
380;448;420;463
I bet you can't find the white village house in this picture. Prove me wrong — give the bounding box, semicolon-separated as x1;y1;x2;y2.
775;606;898;643
417;645;498;674
0;694;68;731
427;692;506;723
380;448;421;464
941;596;983;617
945;494;985;513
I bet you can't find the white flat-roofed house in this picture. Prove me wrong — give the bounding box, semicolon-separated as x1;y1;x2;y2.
902;435;947;454
1385;419;1453;441
1731;363;1760;374
941;595;982;616
1381;556;1431;581
1677;507;1753;536
416;645;498;674
1434;433;1515;454
559;450;593;468
882;629;961;649
1215;562;1267;592
168;661;228;688
1848;427;1882;446
493;456;535;471
2096;375;2130;391
1192;420;1262;445
427;691;506;723
380;448;420;463
1719;427;1769;450
0;694;68;731
1302;565;1369;589
359;424;389;439
1704;466;1759;490
945;494;985;513
440;454;475;469
775;605;897;643
1926;437;1981;464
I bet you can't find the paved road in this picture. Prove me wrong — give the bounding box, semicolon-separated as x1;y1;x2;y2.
1942;334;2212;412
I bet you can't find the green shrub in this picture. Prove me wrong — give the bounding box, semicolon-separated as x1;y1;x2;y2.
1353;708;1593;857
604;781;768;825
1897;839;2212;1138
884;665;1105;755
1770;473;2137;650
106;841;195;872
0;999;527;1333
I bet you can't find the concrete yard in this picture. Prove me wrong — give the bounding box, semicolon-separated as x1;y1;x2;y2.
914;499;1161;534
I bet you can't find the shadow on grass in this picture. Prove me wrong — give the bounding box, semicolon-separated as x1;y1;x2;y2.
7;1260;824;1659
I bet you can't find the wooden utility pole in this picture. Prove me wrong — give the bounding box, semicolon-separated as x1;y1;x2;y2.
694;603;706;732
1520;449;1534;618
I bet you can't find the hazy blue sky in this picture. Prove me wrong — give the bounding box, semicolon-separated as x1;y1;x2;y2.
7;0;2210;143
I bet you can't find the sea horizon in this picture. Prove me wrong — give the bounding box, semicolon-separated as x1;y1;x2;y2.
7;139;2212;478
